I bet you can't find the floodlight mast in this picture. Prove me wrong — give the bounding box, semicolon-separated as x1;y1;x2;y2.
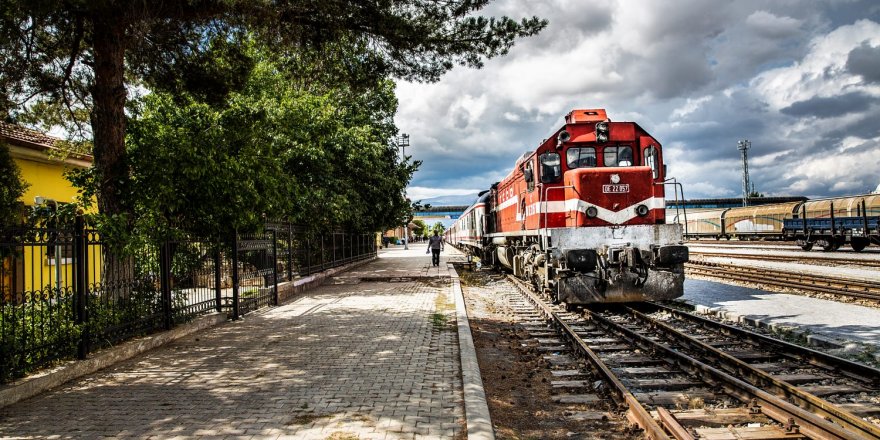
737;140;751;207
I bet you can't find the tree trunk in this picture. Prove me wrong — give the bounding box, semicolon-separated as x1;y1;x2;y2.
90;14;128;218
90;14;134;302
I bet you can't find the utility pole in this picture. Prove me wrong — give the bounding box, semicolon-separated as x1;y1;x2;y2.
397;134;411;249
737;139;751;207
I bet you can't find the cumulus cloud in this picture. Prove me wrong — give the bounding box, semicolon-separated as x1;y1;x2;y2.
846;42;880;83
396;1;880;201
780;91;874;118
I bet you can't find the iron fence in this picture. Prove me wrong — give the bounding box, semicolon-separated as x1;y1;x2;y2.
0;218;376;383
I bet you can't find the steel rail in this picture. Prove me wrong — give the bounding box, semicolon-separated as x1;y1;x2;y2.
584;310;863;440
688;250;880;268
508;276;672;440
645;302;880;385
685;261;880;301
622;305;880;439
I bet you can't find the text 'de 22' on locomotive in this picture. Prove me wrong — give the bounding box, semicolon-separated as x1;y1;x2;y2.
446;109;688;306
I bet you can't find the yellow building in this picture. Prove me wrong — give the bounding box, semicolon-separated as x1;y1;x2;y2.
1;122;96;299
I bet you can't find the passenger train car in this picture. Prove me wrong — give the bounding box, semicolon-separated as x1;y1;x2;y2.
446;109;688;306
676;194;880;251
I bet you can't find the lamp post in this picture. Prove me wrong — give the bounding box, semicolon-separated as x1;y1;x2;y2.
396;134;411;249
397;133;410;160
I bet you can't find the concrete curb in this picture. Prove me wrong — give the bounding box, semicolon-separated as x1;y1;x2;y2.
0;312;226;409
691;303;844;349
448;263;495;440
0;255;378;410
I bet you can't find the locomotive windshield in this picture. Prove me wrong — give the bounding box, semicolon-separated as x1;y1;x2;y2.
566;147;596;168
540;152;561;183
604;145;633;167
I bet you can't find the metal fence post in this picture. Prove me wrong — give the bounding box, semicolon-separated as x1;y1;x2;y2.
214;241;222;312
73;215;88;359
231;232;240;320
287;223;293;281
160;241;173;330
271;229;279;306
305;235;311;275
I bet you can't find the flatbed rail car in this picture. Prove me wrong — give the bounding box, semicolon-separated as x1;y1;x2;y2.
676;194;880;251
784;195;880;251
447;108;688;306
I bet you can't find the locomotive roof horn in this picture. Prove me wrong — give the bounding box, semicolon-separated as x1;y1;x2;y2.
556;130;571;149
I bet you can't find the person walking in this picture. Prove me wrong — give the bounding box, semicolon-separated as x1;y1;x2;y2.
427;231;444;267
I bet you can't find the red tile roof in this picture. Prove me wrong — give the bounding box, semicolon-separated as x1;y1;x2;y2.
0;121;93;162
0;121;59;148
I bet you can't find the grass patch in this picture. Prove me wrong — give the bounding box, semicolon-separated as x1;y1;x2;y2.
431;312;448;329
456;265;488;287
432;292;455;330
288;413;331;425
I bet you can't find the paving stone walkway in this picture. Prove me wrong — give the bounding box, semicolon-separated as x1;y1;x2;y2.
0;246;467;439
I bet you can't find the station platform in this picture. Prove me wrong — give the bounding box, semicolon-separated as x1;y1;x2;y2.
683;278;880;353
0;245;480;439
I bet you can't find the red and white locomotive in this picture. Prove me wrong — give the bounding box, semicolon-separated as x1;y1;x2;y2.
447;109;688;305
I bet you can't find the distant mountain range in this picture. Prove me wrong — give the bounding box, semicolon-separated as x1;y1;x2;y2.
417;193;479;207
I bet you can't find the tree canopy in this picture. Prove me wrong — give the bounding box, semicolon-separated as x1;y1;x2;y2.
118;45;417;240
0;144;28;229
0;1;545;238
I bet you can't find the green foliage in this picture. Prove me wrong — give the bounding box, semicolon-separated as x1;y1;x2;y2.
0;297;80;383
0;144;28;229
412;219;427;237
431;222;446;235
122;44;416;240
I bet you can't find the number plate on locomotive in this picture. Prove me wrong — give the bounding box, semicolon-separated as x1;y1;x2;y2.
602;184;630;193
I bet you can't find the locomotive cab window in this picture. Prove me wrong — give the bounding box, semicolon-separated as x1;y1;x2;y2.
566;147;596;169
523;161;535;191
604;145;633;167
644;146;660;178
540;152;561;183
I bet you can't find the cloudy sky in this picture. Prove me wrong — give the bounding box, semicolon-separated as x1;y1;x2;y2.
396;0;880;203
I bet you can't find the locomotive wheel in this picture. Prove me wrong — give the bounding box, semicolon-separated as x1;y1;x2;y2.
819;240;834;252
851;238;868;252
798;240;813;251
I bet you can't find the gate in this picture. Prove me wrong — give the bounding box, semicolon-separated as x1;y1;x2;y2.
230;231;277;319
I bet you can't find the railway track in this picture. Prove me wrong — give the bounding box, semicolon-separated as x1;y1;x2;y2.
505;274;880;439
494;277;636;437
685;260;880;301
688;250;880;268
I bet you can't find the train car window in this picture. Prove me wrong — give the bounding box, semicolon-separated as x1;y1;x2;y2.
644;146;659;178
540;152;562;183
603;145;633;167
524;161;535;191
566;147;596;168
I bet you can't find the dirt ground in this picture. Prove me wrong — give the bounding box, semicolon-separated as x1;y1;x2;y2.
458;266;637;440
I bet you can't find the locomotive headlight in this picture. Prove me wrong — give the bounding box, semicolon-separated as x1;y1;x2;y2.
595;121;609;143
586;206;599;218
636;204;650;217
